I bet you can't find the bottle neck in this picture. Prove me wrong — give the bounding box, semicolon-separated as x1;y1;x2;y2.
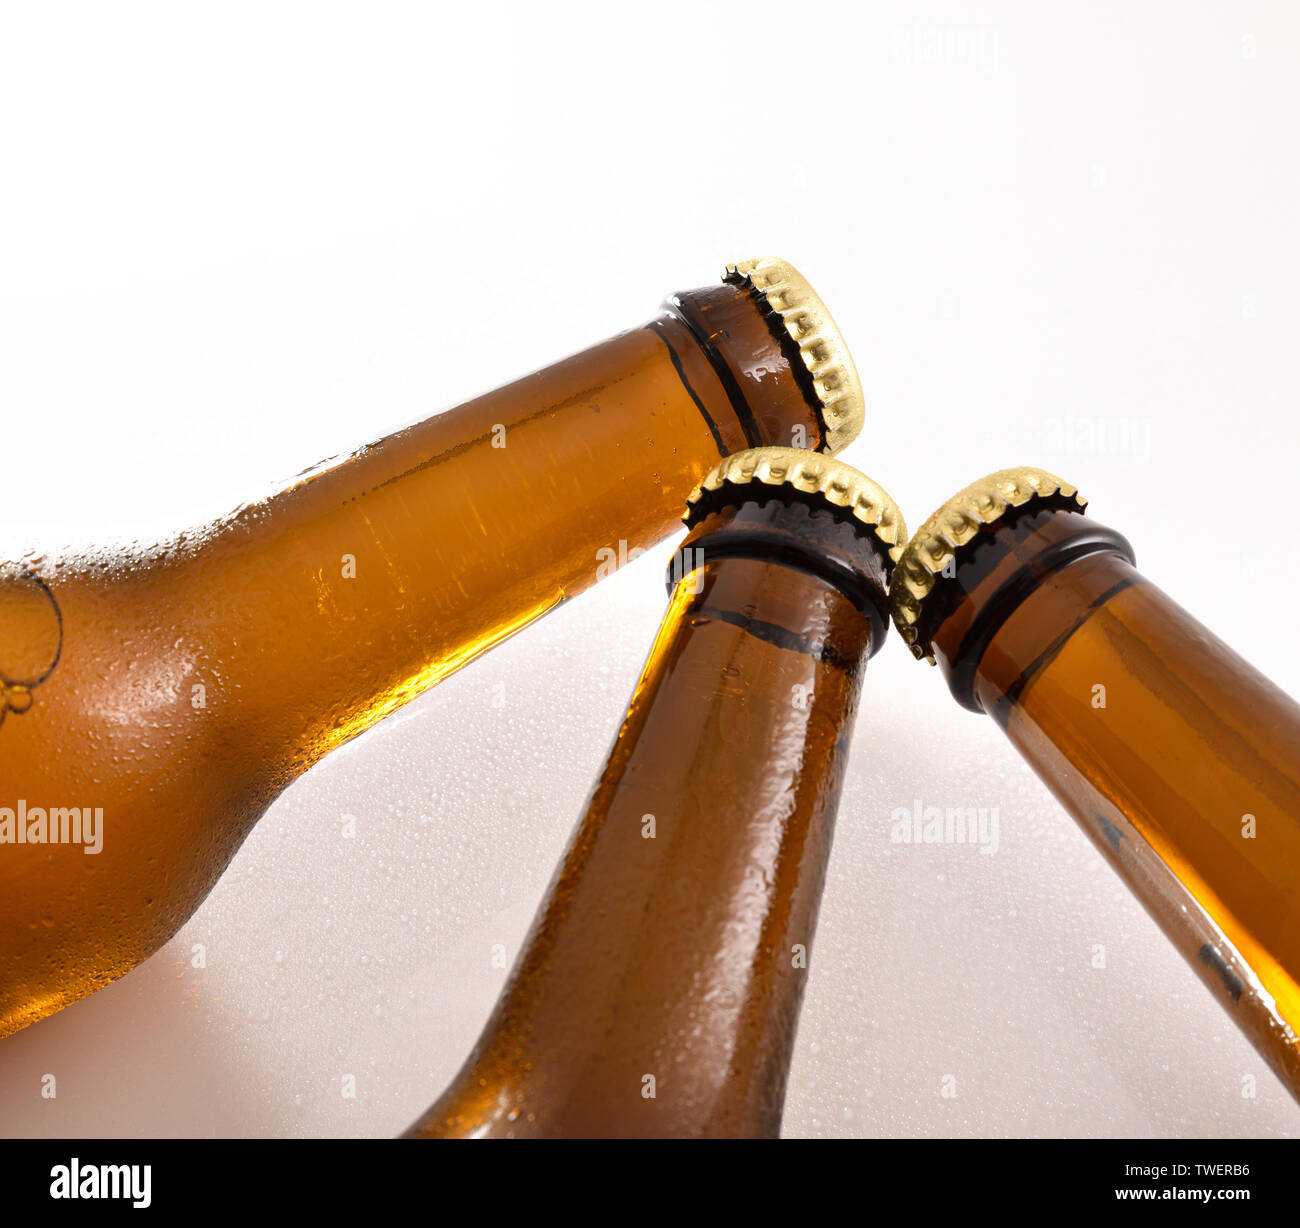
169;279;826;779
920;504;1136;714
673;491;893;648
659;275;826;452
408;506;882;1137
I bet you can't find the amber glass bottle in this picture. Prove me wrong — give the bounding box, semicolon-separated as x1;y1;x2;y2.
404;448;905;1138
891;468;1300;1099
0;260;865;1038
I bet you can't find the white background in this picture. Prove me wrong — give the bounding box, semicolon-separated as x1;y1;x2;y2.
2;1;1298;1137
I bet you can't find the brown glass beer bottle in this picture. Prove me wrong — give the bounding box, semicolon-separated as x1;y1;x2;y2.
0;259;864;1037
404;447;905;1138
890;468;1300;1099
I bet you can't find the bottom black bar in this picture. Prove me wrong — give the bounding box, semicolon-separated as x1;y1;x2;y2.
0;1138;1289;1215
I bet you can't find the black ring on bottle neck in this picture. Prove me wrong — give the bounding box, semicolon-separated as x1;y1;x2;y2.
661;292;765;450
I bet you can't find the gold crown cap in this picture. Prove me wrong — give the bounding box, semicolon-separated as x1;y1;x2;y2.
726;258;865;454
890;467;1087;662
685;446;906;563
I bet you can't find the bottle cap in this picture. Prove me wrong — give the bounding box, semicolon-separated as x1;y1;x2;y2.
726;259;865;453
684;446;906;568
889;467;1087;662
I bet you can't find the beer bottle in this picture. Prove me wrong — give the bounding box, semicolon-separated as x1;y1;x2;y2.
0;259;864;1037
890;467;1300;1098
405;447;905;1137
